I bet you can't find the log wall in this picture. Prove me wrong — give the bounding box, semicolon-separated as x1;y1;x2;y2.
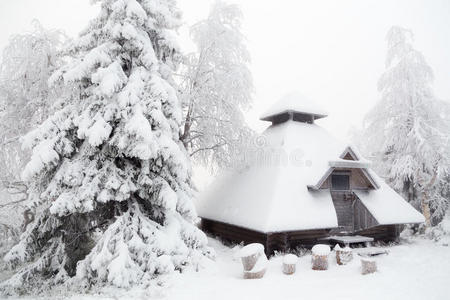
201;218;267;246
201;218;332;256
355;224;401;242
201;219;401;256
286;229;331;250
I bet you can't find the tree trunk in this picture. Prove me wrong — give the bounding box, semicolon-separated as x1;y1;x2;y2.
282;254;297;275
240;252;260;272
420;173;437;228
361;258;377;275
421;195;432;227
311;254;329;270
282;262;296;275
336;248;353;265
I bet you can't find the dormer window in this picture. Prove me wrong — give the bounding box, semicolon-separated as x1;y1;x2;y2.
331;173;350;191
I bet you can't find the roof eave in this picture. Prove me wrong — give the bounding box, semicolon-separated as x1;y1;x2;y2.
310;167;380;190
328;160;371;169
260;110;328;122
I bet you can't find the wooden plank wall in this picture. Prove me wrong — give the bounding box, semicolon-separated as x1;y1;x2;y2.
331;191;354;231
356;225;400;242
286;229;331;250
353;198;379;231
268;229;332;253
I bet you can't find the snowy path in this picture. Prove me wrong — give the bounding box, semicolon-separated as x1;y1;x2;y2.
4;237;450;300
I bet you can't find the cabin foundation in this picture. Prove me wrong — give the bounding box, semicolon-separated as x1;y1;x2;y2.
201;218;401;256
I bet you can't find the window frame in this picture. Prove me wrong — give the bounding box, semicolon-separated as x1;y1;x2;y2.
331;173;350;191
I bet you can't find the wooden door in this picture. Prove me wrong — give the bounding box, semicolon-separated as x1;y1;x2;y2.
331;191;354;233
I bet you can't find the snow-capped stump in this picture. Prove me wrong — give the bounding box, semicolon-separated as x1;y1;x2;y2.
243;254;268;279
311;244;330;270
361;258;377;275
237;243;265;272
335;244;353;265
282;254;298;275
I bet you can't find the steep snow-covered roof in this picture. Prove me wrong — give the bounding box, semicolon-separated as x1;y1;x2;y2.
196;118;424;233
197;120;341;232
260;92;328;121
355;181;425;225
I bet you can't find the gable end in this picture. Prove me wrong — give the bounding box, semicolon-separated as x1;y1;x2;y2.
340;146;360;161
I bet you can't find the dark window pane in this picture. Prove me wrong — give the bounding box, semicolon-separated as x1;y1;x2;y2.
331;175;350;190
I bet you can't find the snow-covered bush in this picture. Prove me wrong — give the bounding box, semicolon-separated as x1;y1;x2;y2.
427;212;450;246
0;0;212;295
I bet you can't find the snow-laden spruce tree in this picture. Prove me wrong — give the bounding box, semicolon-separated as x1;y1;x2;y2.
360;26;450;226
180;0;254;170
1;0;211;294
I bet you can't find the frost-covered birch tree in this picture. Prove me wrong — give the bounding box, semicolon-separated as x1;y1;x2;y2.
0;21;67;238
180;0;254;170
1;0;211;295
359;26;450;226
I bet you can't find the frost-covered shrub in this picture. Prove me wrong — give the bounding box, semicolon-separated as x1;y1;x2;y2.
427;212;450;246
0;0;212;295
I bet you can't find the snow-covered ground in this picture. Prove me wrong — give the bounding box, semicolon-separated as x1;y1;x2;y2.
3;236;450;300
167;237;450;300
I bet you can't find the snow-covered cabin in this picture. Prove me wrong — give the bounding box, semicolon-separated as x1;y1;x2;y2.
197;93;424;255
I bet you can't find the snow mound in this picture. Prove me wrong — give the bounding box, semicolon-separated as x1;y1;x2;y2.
283;254;298;264
312;244;331;256
237;243;264;258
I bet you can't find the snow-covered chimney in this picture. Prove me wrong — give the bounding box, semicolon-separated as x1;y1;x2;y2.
259;92;328;125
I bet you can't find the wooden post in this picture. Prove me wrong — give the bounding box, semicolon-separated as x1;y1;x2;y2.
243;255;268;279
335;244;353;265
311;244;330;270
361;258;377;275
237;243;268;279
282;254;298;275
241;252;260;272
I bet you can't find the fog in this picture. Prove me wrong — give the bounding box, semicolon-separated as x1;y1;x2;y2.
1;0;449;139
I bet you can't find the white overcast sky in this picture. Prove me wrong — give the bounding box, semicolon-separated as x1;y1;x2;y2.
0;0;449;140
